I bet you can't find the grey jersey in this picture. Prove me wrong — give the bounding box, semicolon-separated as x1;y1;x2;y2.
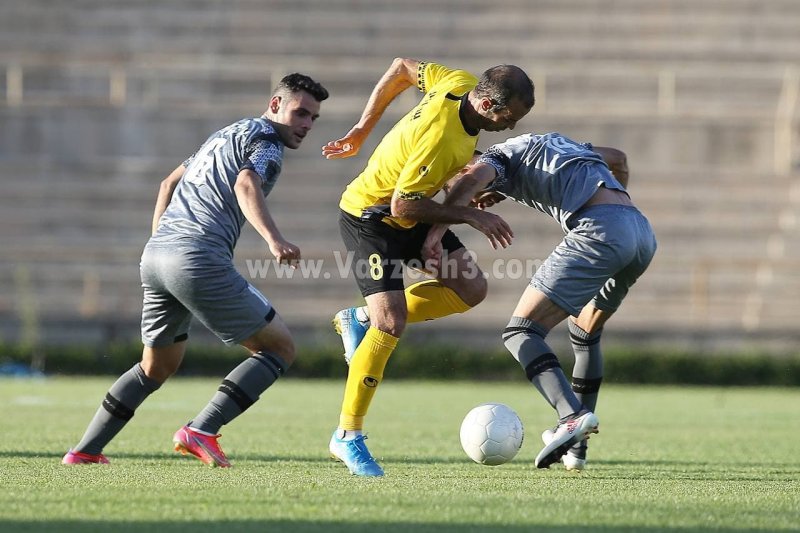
150;118;284;258
478;132;626;233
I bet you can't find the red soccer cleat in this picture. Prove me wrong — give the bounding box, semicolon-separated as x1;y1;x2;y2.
173;425;231;468
62;449;110;465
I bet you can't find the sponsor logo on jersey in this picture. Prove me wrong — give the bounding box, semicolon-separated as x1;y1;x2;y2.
413;90;437;120
398;190;426;200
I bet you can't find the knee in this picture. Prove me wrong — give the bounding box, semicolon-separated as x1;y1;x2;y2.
455;275;488;308
244;333;296;368
140;358;180;383
569;317;604;339
367;294;407;336
265;335;296;367
140;345;184;383
241;319;297;367
375;318;406;337
501;325;523;354
371;312;406;337
502;317;549;351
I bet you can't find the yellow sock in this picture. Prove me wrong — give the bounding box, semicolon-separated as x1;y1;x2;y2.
339;327;399;430
404;280;472;323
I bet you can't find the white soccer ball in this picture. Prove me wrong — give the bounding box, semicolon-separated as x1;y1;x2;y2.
459;403;524;466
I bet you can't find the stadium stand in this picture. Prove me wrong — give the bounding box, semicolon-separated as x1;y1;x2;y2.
0;0;798;351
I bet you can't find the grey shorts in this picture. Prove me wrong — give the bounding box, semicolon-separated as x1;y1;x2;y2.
531;204;657;316
140;245;274;347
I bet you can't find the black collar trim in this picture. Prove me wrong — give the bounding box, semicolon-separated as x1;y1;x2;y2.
458;93;479;136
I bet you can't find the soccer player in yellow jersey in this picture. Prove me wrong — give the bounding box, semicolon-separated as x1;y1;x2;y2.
322;58;534;476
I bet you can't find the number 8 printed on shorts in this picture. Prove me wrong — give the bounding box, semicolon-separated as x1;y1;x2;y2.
368;253;384;281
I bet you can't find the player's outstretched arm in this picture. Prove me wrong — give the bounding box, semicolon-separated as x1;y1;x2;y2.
396;163;513;251
234;169;301;267
322;57;419;160
441;163;499;209
441;163;512;249
151;164;185;235
594;146;629;187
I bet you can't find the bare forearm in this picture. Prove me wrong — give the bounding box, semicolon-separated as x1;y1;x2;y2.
422;169;495;241
323;58;418;160
393;197;477;224
393;167;496;224
151;165;185;235
595;146;629;187
409;187;513;251
235;170;300;264
152;188;173;235
355;58;417;133
237;184;283;246
610;165;628;188
606;159;628;188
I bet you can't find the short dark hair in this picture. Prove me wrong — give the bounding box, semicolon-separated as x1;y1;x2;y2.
273;73;329;102
474;65;534;110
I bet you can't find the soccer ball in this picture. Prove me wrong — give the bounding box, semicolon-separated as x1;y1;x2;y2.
459;403;524;466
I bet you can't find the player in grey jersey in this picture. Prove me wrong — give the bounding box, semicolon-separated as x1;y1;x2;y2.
63;74;329;467
424;132;656;470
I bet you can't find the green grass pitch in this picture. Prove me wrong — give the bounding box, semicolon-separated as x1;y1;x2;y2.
1;377;798;532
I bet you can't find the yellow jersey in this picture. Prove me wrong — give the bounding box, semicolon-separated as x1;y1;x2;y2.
339;62;479;229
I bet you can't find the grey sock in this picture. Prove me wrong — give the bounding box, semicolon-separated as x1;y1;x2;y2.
568;320;604;457
75;363;161;455
190;351;288;435
568;320;603;412
502;317;583;419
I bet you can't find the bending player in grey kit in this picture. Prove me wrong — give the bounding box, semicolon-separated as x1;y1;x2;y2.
63;74;329;467
424;132;656;470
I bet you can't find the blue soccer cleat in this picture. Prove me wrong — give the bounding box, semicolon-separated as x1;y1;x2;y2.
332;307;369;365
329;430;384;477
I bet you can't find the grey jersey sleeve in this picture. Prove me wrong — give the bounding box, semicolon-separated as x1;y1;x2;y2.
477;134;534;193
182;153;196;168
477;148;509;191
242;133;283;197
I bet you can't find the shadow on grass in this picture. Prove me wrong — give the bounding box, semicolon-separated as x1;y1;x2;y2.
1;450;471;465
0;520;784;533
0;450;180;462
595;458;799;473
2;450;344;463
5;451;797;481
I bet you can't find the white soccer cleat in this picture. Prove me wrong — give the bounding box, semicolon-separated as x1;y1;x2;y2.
541;429;587;471
535;411;598;469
